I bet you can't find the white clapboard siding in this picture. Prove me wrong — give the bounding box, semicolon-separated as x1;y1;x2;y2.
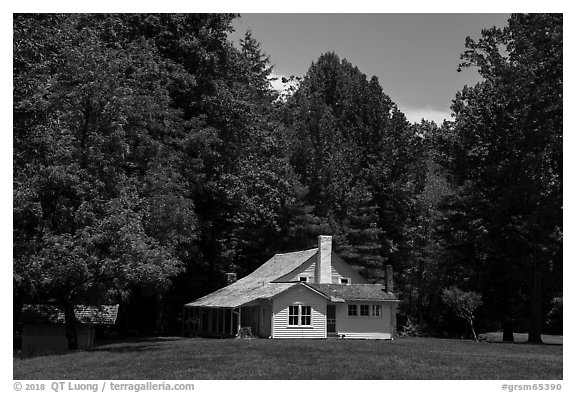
276;255;316;282
300;260;318;283
331;255;366;284
335;302;394;339
278;254;366;284
272;285;327;338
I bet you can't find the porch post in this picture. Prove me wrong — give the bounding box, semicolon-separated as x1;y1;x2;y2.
181;306;186;336
220;308;224;334
209;307;212;332
238;307;242;332
229;309;233;336
221;308;225;334
191;307;196;331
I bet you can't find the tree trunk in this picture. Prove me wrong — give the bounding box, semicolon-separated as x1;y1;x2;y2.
153;293;165;334
79;99;92;170
416;259;423;324
528;261;543;344
63;302;78;350
502;318;514;342
468;318;478;341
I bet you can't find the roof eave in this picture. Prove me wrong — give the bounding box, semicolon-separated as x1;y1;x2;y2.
267;282;331;301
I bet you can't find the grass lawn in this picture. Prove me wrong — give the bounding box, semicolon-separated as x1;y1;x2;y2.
14;336;562;380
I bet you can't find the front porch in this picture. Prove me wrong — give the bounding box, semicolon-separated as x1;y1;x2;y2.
182;306;238;338
183;301;272;338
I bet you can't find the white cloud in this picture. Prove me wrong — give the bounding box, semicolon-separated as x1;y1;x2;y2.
266;74;451;125
268;72;300;101
269;72;299;90
402;107;452;125
268;72;288;91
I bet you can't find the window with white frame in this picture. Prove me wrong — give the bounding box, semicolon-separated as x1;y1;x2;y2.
288;304;312;326
288;306;299;325
301;305;311;325
339;277;350;284
372;305;382;316
298;276;309;283
348;304;357;316
360;304;370;316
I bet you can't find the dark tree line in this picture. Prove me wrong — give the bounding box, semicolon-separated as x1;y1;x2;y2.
436;14;562;342
13;13;562;348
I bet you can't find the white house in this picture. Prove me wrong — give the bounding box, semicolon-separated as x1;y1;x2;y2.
183;236;398;339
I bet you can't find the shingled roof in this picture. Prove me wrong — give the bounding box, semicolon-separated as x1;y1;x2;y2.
307;284;397;302
185;248;317;308
21;304;119;325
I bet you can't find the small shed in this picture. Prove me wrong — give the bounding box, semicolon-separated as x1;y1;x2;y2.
21;304;119;353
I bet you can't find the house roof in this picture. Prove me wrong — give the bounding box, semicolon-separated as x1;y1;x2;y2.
21;304;119;325
185;248;318;308
307;284;397;302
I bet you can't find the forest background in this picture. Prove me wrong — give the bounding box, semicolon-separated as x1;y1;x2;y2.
12;13;562;348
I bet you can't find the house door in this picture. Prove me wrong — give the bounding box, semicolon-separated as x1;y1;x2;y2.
327;305;336;334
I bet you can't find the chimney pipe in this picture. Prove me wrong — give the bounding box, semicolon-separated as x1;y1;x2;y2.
385;265;393;293
316;235;332;284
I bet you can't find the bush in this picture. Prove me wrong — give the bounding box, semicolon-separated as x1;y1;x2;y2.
400;317;422;337
545;297;562;334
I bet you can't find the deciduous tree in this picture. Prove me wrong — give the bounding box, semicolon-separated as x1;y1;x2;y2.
442;286;483;341
437;14;562;343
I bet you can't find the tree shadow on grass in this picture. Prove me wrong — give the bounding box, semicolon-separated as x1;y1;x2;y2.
14;336;187;359
480;332;563;346
89;336;187;353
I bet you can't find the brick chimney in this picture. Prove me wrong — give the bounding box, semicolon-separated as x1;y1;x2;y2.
385;265;393;292
315;235;332;284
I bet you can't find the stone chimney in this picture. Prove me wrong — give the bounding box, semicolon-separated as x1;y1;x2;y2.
315;235;332;284
385;265;393;293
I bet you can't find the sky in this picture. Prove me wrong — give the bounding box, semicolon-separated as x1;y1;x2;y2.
228;14;511;124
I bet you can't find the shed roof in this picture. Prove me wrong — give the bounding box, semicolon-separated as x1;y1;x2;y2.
185;248;318;308
22;304;119;325
307;284;397;302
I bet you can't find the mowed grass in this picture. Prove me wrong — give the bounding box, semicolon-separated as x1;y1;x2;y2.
14;336;562;380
